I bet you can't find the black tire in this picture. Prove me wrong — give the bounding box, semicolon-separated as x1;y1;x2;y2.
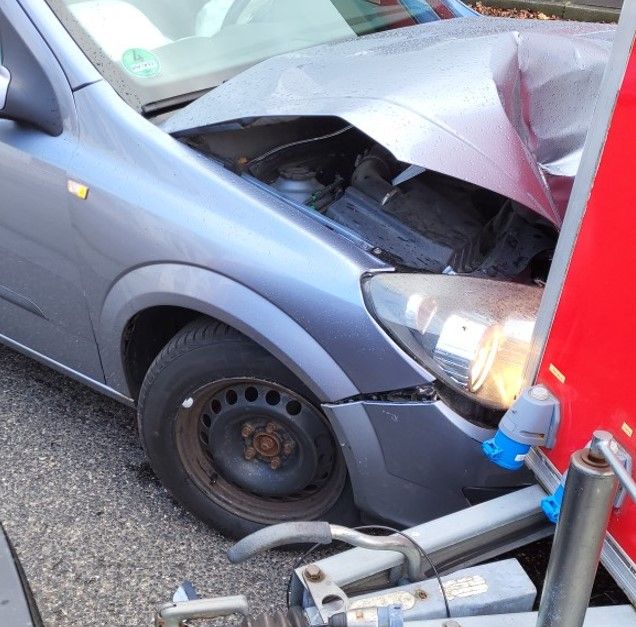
138;318;358;538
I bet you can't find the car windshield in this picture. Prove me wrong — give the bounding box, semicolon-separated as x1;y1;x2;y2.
45;0;471;112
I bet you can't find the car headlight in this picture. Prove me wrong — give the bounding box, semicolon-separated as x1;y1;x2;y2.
363;274;542;410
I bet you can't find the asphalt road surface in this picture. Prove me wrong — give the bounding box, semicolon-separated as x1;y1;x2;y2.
0;344;301;626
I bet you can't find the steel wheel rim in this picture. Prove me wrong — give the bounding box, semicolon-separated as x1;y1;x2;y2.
175;378;346;524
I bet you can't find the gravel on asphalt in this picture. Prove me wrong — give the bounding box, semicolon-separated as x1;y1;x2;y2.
0;345;308;626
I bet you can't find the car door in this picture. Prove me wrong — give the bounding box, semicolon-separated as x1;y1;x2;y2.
0;2;103;381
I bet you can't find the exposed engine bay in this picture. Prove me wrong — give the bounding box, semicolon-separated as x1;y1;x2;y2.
187;117;558;283
163;17;613;419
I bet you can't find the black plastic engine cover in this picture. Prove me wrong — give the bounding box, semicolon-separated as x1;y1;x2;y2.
326;180;486;272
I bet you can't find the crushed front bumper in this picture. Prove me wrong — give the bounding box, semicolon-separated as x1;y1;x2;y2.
323;399;533;526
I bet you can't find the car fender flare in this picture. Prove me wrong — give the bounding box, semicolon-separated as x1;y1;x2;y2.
98;263;358;403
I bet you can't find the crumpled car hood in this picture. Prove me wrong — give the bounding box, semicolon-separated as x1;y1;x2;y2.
164;18;615;225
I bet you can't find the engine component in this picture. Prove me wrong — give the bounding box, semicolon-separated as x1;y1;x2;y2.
452;203;557;278
327;167;486;273
328;152;556;278
194;117;557;281
327;186;459;272
351;146;400;206
272;165;325;205
328;157;495;273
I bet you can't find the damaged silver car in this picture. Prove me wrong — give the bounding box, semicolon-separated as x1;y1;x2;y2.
0;0;613;536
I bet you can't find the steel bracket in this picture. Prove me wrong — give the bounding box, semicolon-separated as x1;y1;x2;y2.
302;565;350;623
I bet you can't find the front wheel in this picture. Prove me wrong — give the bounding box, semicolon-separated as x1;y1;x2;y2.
137;319;357;538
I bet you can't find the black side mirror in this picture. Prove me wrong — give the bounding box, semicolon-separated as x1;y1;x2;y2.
0;13;63;136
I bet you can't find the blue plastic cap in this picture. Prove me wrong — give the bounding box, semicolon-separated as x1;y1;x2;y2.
482;430;531;470
541;484;565;524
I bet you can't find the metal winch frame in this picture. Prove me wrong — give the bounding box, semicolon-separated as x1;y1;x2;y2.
155;424;636;627
155;485;547;626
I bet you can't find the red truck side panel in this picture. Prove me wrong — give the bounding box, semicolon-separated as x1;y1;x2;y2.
537;47;636;559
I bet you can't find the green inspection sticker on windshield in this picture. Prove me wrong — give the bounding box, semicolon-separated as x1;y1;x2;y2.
121;48;160;78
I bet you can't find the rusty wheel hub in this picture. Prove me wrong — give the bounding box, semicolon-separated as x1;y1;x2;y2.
253;431;281;457
241;421;297;471
196;381;336;498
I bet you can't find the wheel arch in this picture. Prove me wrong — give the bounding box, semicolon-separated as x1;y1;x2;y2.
98;264;358;403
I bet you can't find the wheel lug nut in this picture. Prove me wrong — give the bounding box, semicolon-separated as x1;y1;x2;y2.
241;423;255;438
283;442;295;455
244;447;257;460
270;456;282;470
266;422;279;434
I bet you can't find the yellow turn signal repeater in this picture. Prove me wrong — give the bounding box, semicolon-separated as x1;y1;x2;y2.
67;179;90;200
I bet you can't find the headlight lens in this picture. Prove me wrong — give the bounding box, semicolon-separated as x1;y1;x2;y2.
364;274;542;410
